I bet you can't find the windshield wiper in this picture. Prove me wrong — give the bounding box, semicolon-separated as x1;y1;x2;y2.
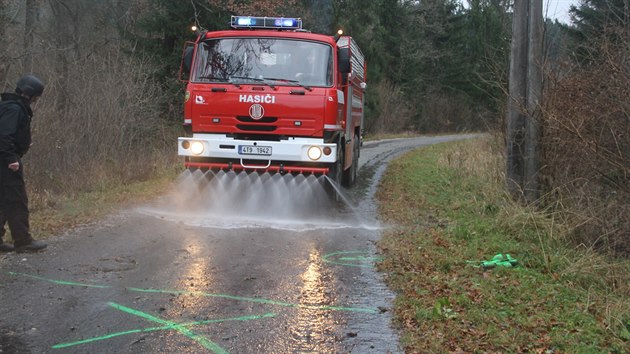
198;75;241;88
230;76;276;89
263;77;312;91
198;75;229;81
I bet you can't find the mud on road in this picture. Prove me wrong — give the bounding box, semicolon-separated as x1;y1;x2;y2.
0;135;474;353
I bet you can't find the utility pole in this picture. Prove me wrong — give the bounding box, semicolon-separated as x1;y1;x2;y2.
525;0;543;202
506;0;543;202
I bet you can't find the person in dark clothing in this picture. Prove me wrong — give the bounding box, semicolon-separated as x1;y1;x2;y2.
0;75;47;253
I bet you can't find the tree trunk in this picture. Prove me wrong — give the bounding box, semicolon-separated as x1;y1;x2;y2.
0;0;10;86
22;0;40;72
50;0;80;113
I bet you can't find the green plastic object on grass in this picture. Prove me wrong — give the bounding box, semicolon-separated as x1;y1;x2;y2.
467;253;519;269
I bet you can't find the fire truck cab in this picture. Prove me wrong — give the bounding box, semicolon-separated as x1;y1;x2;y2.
178;16;366;187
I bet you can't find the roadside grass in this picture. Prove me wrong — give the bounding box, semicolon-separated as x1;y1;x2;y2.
23;164;181;239
376;136;630;353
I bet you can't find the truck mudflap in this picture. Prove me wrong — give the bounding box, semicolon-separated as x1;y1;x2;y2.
185;161;330;175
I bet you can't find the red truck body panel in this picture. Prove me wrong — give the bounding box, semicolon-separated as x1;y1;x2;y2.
178;17;366;184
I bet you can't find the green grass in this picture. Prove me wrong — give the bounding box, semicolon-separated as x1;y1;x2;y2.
376;137;630;353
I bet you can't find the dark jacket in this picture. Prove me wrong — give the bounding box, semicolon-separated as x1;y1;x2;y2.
0;92;33;185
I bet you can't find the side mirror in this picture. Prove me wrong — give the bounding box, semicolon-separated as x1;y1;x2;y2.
338;47;351;74
180;44;195;82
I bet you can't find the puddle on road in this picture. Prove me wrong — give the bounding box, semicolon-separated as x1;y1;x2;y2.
137;169;382;232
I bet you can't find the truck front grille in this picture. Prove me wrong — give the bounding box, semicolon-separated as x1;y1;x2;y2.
236;125;277;132
236;116;277;123
235;115;278;132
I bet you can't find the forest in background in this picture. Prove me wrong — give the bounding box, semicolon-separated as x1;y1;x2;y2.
0;0;628;254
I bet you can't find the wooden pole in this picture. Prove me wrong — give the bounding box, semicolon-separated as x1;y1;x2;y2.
506;0;529;199
525;0;543;202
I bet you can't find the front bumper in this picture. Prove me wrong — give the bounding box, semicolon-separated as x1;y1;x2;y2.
178;134;337;165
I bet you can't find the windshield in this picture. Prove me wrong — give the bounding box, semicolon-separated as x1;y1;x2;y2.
193;38;333;87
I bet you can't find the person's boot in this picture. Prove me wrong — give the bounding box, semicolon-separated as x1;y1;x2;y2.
0;242;14;252
15;240;47;253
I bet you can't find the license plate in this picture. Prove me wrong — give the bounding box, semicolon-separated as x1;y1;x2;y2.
238;145;272;155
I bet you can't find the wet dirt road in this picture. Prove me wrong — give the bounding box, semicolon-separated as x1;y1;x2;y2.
0;135;475;353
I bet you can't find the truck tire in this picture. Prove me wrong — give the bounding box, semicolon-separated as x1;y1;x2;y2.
342;133;359;187
329;144;343;185
326;143;344;200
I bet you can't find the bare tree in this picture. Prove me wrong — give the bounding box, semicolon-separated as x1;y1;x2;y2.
22;0;40;72
0;0;10;85
0;0;25;86
49;0;82;112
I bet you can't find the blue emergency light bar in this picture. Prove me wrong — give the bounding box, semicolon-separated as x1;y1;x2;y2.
231;16;302;30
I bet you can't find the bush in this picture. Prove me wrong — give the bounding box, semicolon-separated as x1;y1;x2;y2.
541;28;629;255
25;48;180;195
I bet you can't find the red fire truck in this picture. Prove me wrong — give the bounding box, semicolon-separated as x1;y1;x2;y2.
178;16;366;187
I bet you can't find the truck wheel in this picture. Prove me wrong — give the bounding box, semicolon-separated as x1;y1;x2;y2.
342;133;359;187
326;144;344;200
329;145;343;185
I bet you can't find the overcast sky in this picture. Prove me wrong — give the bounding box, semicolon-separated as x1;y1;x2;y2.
544;0;580;24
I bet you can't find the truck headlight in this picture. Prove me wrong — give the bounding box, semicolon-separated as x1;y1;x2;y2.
307;146;322;160
191;141;204;155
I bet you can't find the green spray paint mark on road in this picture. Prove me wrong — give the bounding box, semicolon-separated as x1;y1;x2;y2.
8;271;110;288
6;268;380;351
322;250;383;268
127;287;377;314
53;312;274;349
7;272;378;314
339;256;374;261
110;302;226;353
